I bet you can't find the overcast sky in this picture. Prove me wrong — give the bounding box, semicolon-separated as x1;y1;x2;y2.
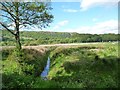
20;0;119;34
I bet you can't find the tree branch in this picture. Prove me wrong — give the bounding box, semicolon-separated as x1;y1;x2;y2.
0;15;14;22
0;2;16;21
0;22;15;35
5;2;15;10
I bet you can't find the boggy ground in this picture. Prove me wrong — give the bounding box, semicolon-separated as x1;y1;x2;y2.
48;42;119;88
1;42;119;88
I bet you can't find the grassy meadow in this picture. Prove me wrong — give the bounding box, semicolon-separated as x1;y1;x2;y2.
1;42;119;88
0;1;119;89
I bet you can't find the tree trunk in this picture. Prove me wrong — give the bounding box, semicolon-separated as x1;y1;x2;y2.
15;2;21;51
15;31;21;51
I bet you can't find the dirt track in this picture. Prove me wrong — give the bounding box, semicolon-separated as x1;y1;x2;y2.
1;42;104;48
1;42;117;50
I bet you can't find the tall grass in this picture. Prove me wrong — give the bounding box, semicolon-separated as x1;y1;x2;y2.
48;42;119;88
2;47;50;88
1;42;119;88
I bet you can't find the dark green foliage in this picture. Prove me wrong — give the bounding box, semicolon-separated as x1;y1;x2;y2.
33;77;60;88
1;30;119;46
1;48;14;61
2;73;35;88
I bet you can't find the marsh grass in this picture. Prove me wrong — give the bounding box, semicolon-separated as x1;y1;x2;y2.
48;42;119;88
1;42;119;88
2;47;50;88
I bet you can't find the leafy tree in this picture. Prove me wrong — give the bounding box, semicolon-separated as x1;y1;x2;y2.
0;1;53;51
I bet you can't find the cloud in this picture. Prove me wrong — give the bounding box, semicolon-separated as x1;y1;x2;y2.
63;9;79;13
63;20;118;34
19;19;118;34
19;20;69;31
8;22;15;30
53;20;69;30
80;0;119;11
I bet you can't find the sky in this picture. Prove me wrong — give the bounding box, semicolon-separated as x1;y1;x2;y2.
1;0;119;34
38;0;118;34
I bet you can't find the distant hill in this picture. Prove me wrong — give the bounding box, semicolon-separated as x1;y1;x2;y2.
0;30;119;46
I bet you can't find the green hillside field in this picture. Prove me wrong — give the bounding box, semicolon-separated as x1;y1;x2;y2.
1;42;119;88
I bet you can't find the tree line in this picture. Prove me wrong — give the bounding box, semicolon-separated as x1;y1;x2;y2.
1;30;119;46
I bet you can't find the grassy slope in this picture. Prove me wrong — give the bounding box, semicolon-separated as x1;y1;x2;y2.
48;42;119;88
1;42;119;88
1;47;51;88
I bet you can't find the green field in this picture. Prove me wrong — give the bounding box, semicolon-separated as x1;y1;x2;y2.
1;42;119;88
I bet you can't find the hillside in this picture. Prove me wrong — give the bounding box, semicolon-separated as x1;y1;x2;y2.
1;42;119;88
0;30;119;46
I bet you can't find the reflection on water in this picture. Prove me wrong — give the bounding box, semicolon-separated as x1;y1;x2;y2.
40;57;50;80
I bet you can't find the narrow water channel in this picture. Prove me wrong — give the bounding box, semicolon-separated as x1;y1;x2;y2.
40;57;50;80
